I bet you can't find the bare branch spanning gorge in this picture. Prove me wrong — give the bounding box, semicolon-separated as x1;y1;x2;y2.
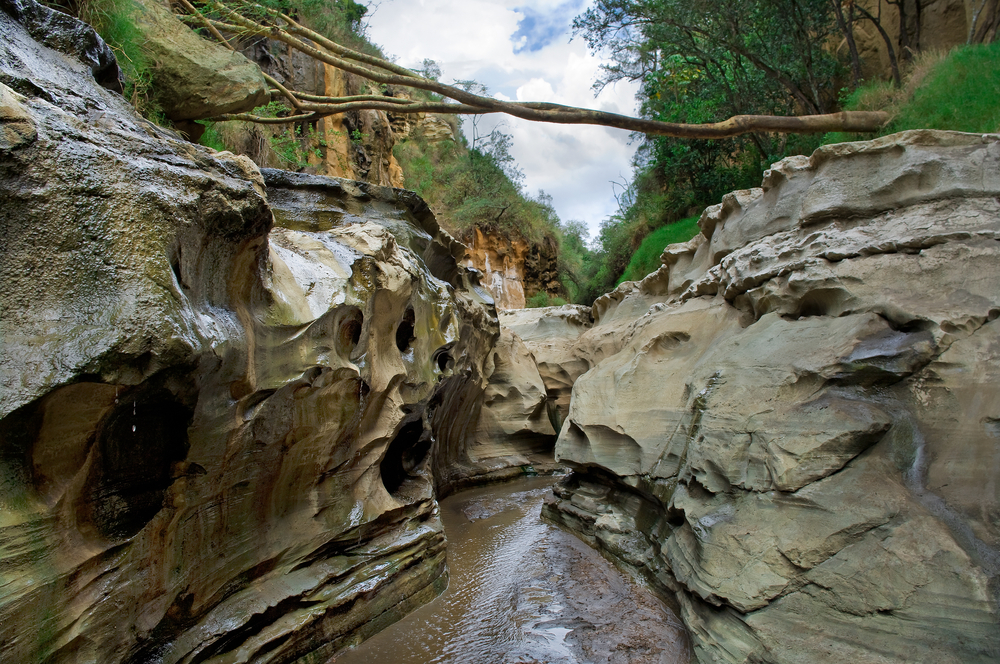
176;0;889;139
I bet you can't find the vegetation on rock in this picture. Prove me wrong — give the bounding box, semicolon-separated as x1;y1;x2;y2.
47;0;997;307
826;38;1000;143
42;0;160;118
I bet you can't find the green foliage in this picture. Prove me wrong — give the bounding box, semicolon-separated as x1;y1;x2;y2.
554;220;594;304
617;216;700;284
526;292;568;308
891;41;1000;133
197;121;227;151
572;0;838;298
394;125;561;244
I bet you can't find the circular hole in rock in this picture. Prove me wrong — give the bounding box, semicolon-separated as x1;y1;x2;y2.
396;306;416;353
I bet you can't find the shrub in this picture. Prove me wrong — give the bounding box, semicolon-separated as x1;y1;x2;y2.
526;292;568;308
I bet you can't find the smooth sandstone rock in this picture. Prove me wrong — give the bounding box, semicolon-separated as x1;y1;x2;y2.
500;304;592;426
545;129;1000;663
0;11;498;663
463;326;559;485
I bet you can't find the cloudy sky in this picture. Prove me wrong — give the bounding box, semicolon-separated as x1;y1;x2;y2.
365;0;640;239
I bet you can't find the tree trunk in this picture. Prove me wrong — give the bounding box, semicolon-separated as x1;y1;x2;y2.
856;5;903;87
831;0;863;88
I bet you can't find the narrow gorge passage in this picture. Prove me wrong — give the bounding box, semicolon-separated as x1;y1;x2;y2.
334;476;690;664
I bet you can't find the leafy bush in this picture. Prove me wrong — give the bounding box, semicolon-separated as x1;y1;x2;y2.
393;126;561;244
526;292;568;308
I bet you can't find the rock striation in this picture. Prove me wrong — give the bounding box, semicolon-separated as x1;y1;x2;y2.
0;8;499;663
543;130;1000;663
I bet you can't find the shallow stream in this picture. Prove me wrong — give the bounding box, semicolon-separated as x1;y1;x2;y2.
334;476;690;664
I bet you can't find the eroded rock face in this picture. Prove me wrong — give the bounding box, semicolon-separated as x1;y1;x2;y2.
464;230;564;310
0;11;497;663
237;38;404;187
544;131;1000;663
501;304;593;428
462;327;558;487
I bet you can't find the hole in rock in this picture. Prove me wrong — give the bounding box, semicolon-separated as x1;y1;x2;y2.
396;306;415;353
338;308;364;355
380;418;432;496
665;505;686;527
433;344;455;373
78;386;192;543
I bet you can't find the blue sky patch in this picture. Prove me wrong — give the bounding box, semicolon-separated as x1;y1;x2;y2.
511;1;585;53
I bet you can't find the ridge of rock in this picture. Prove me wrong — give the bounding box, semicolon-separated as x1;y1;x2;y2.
542;128;1000;663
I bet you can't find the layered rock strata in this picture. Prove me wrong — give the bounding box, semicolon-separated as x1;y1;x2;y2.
0;10;499;663
543;130;1000;663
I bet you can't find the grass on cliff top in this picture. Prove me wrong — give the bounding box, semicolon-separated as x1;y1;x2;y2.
616;215;700;285
825;40;1000;144
43;0;162;120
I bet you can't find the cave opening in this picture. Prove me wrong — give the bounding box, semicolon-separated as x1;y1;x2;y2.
78;386;193;543
380;417;432;497
395;306;415;353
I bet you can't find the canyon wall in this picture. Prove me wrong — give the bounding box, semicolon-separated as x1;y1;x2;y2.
0;4;514;661
464;229;563;310
542;130;1000;663
843;1;997;83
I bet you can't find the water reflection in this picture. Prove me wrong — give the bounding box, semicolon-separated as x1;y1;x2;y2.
333;476;690;664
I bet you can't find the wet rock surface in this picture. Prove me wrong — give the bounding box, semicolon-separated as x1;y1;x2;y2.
335;477;690;664
543;131;1000;663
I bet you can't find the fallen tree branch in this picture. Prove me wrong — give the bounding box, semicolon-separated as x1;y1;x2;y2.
180;0;890;138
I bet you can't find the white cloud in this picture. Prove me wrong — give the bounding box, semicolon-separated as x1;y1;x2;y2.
366;0;640;238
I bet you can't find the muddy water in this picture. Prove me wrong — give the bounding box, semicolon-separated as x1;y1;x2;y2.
334;476;690;664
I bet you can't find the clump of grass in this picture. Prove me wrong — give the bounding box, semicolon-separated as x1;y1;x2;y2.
43;0;163;121
525;292;568;308
825;42;1000;143
893;41;1000;132
617;215;700;284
